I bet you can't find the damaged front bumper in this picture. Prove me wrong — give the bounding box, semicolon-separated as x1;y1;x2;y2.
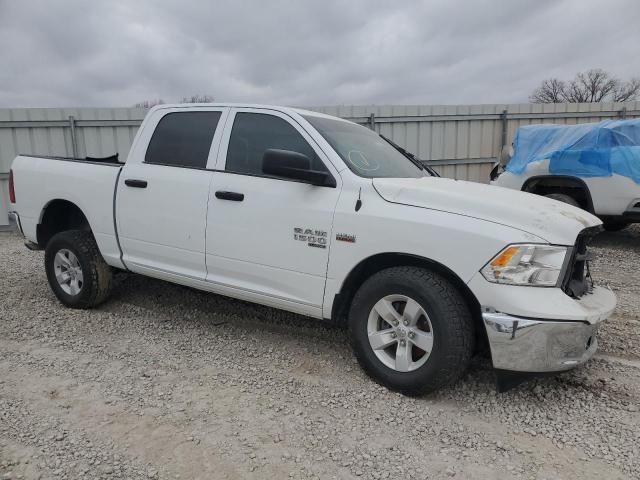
482;286;616;377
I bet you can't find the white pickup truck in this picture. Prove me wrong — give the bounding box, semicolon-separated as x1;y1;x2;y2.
8;104;616;393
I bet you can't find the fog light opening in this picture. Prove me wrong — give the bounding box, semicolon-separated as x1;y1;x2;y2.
586;336;593;349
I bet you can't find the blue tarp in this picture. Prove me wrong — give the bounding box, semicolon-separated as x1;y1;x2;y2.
505;118;640;184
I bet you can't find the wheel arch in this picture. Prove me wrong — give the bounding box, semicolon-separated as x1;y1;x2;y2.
331;252;488;352
522;175;595;213
37;199;92;248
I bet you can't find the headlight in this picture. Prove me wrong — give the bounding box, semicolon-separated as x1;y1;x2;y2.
481;244;568;287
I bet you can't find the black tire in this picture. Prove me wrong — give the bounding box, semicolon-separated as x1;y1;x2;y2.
348;266;475;395
44;230;113;309
602;220;630;232
545;193;580;208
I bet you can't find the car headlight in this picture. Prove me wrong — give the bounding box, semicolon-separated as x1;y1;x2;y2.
481;244;568;287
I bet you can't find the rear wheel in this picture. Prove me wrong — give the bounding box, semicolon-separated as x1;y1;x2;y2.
545;192;580;208
348;266;475;395
45;230;113;309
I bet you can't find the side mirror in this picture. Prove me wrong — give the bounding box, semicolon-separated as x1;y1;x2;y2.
262;149;336;187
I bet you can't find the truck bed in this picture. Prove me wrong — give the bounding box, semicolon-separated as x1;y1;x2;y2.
10;154;124;268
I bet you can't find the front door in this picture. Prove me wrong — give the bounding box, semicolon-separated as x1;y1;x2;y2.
205;108;341;316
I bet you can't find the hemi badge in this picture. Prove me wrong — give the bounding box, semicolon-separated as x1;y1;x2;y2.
336;233;356;243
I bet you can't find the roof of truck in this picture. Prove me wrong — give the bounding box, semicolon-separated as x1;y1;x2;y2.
148;103;349;122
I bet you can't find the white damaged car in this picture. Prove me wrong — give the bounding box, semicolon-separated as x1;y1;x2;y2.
492;119;640;232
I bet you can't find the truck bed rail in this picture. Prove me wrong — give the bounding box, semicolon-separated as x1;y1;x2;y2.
19;154;122;167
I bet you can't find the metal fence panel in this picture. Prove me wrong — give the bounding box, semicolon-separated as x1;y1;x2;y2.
0;107;147;173
307;101;640;183
2;102;640;225
2;102;639;175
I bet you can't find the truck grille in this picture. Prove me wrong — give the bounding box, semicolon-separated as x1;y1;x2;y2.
561;226;600;298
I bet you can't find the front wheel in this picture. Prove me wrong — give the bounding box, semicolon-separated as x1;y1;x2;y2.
44;230;113;309
348;266;475;395
544;193;580;208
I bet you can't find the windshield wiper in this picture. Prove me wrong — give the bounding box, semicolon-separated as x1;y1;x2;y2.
379;134;440;176
380;134;422;168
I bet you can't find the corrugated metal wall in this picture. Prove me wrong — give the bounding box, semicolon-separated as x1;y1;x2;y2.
308;101;640;181
1;102;640;225
0;107;146;167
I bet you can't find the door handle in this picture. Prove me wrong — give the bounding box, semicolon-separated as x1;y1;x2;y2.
125;179;148;188
215;191;244;202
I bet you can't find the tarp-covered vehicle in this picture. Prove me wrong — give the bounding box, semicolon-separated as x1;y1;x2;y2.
492;118;640;231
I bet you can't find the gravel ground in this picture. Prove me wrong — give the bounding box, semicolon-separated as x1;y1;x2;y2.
1;228;639;480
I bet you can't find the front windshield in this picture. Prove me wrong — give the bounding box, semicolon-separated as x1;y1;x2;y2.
303;115;425;178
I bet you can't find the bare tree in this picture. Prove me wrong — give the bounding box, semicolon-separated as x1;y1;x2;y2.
180;94;214;103
530;69;640;103
564;69;616;102
612;78;640;102
529;78;566;103
133;99;165;108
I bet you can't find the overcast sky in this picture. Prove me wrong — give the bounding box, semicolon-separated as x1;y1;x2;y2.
0;0;639;108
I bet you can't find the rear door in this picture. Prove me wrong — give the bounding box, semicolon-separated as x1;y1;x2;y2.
205;108;342;316
117;107;228;279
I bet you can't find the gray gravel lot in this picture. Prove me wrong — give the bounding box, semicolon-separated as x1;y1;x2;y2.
1;228;639;480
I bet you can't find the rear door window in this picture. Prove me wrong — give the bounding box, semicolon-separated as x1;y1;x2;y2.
146;111;221;168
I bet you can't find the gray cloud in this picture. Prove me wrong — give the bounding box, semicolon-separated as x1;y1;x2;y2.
0;0;639;107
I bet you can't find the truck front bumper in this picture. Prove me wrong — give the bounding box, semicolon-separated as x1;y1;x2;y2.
482;286;616;373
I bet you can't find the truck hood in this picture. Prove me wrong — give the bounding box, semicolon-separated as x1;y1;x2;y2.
372;176;601;245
